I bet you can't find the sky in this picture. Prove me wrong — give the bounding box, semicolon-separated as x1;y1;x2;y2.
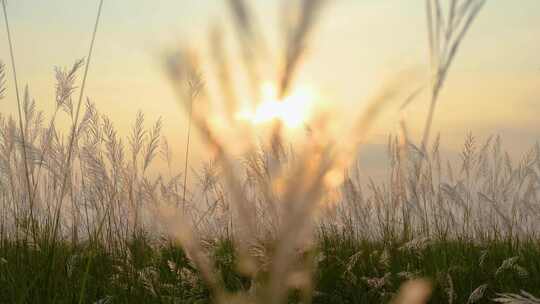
0;0;539;177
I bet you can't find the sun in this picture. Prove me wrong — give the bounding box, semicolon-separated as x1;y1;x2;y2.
237;82;316;129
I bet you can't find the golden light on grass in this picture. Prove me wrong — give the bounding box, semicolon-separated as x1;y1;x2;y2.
237;82;317;129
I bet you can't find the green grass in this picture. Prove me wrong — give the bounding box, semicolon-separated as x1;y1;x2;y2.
1;234;539;303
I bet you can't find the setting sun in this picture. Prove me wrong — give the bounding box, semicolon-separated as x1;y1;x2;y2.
237;82;317;128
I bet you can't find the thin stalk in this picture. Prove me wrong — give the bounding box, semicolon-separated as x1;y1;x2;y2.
52;0;104;241
45;0;104;297
78;203;110;304
182;95;194;213
1;0;35;233
420;81;442;152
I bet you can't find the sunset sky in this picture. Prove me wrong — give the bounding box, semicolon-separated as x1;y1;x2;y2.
1;0;539;176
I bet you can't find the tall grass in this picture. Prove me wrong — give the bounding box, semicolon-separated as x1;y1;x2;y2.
1;0;539;303
2;0;34;238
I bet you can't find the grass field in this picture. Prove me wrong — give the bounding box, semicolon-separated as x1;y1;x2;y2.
1;235;539;303
1;0;540;303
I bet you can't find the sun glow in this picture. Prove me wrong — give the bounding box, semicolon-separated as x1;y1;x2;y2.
237;83;317;128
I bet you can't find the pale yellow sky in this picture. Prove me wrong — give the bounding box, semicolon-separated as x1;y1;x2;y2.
1;0;539;174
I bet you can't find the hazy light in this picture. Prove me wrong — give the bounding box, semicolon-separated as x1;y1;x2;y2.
237;82;316;128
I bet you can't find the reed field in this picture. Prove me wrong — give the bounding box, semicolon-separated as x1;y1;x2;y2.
1;0;539;303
